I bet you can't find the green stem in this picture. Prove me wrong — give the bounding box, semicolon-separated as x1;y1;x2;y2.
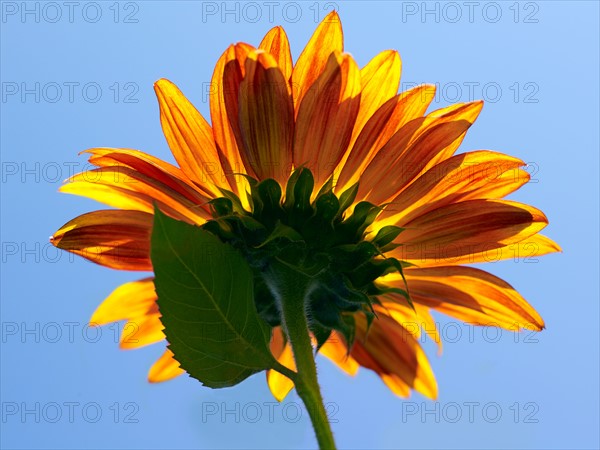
269;258;336;450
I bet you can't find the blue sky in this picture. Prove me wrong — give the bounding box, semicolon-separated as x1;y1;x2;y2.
1;1;598;449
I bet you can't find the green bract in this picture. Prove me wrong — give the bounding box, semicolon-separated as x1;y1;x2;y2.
200;167;411;350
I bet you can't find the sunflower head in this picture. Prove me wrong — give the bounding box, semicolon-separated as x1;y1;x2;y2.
50;11;560;405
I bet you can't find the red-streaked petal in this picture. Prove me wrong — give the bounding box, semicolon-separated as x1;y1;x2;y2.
351;313;438;399
379;150;529;226
210;43;255;189
259;26;293;81
380;300;443;354
59;166;209;225
391;200;549;266
293;51;361;189
357;101;483;203
420;101;484;172
401;233;561;267
85;147;214;199
360;120;473;204
291;11;343;113
385;265;545;330
50;210;152;271
148;348;185;383
154;79;226;197
239;50;294;183
336;85;436;192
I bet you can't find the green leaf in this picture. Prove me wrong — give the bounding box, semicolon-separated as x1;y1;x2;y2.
151;207;277;388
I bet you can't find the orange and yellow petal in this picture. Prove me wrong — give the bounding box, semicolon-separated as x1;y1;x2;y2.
351;50;401;144
357;100;483;203
148;348;185;383
318;333;360;375
291;10;343;113
420;100;484;170
267;327;296;401
90;278;156;325
89;277;164;349
120;312;164;350
293;51;361;189
359;119;474;205
238;50;294;183
259;26;293;82
51;210;152;271
378;150;529;227
154;79;227;197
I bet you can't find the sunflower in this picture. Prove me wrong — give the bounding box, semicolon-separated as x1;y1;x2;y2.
51;11;560;405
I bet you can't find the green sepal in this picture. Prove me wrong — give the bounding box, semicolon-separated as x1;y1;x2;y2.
151;206;277;388
257;221;304;249
372;225;404;249
315;175;335;199
217;187;246;214
286;167;315;223
339;314;356;351
209;197;233;218
329;241;378;273
314;191;341;223
303;191;340;243
346;256;408;291
385;257;415;310
363;308;377;336
235;214;267;233
337;182;359;218
370;284;409;299
256;179;284;225
202;218;236;240
310;322;333;353
379;241;402;253
336;201;381;243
